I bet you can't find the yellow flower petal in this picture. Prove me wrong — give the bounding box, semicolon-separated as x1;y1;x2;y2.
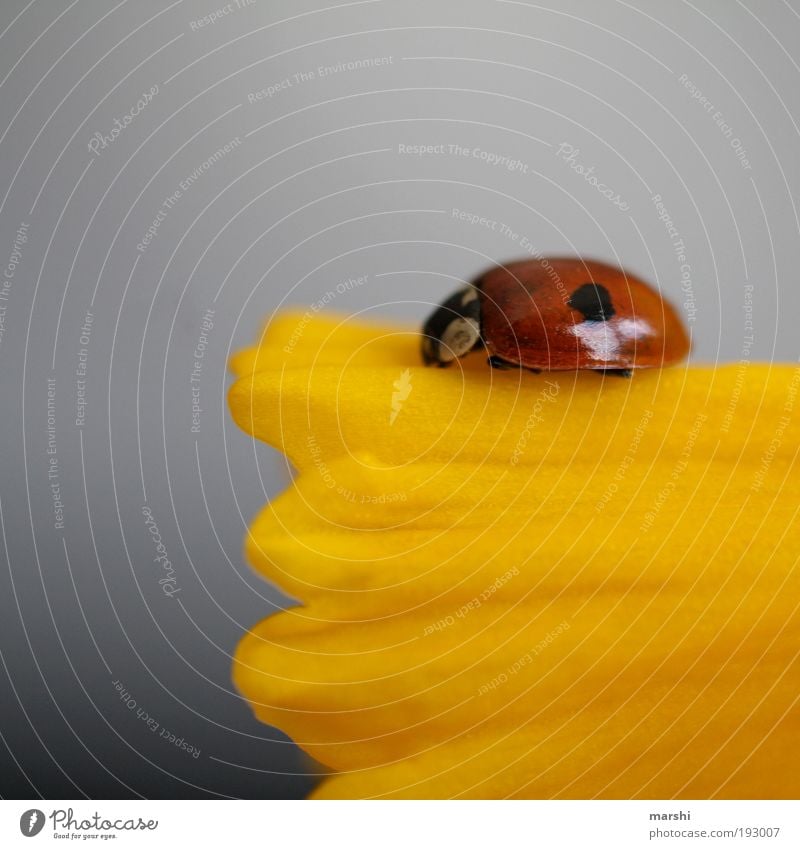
229;311;800;799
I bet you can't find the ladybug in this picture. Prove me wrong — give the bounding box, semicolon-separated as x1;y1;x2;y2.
421;258;690;376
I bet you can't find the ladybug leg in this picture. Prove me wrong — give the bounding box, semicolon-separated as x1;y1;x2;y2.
487;355;515;370
600;368;633;378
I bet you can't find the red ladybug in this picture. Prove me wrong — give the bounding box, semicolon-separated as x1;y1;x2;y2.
421;258;690;376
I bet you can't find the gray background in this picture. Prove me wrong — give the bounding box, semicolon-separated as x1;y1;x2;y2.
1;0;798;799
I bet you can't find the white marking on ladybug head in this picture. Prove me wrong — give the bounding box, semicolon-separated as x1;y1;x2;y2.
439;316;480;362
460;287;479;306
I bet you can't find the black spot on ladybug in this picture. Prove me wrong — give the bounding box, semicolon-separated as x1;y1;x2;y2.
568;282;615;322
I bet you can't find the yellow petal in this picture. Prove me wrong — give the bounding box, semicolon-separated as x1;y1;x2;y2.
229;312;800;799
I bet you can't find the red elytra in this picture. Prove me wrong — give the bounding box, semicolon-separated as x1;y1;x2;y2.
421;258;691;372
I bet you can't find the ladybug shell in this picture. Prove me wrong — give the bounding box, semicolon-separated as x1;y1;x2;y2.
478;258;690;370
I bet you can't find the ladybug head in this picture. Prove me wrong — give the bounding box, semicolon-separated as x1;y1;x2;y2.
421;286;483;366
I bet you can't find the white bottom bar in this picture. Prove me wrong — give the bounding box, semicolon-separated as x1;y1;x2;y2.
3;800;798;848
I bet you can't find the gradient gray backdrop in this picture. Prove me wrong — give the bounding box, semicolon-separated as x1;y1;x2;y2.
1;0;799;799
